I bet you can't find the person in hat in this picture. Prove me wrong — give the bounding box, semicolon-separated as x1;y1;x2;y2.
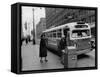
58;29;69;64
39;34;48;63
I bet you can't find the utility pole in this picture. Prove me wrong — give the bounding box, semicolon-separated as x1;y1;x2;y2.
32;8;36;44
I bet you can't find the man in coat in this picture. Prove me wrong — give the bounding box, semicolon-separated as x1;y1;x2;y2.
39;34;48;63
59;29;69;65
59;35;67;64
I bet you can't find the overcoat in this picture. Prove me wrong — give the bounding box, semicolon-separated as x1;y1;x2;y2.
39;38;47;57
57;37;66;56
59;37;67;50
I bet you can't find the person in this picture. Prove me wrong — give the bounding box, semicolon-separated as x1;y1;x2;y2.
58;29;68;65
59;35;67;64
39;34;48;63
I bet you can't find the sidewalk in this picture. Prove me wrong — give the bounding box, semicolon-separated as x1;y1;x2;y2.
21;42;64;71
21;40;95;70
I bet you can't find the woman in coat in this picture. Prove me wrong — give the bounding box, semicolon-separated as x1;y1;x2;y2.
39;34;48;63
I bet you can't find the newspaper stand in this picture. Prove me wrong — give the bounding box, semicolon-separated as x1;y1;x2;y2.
64;47;77;68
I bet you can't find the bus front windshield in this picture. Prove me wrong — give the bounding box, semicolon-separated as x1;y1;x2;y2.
72;29;90;38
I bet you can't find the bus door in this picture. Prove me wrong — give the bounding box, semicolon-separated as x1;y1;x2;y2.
63;28;70;46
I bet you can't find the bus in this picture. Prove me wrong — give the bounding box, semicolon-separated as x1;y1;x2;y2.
42;22;92;56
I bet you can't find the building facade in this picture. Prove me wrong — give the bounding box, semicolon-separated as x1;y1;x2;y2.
36;18;46;39
45;8;95;29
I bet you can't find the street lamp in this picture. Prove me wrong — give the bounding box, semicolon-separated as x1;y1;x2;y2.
32;7;43;45
32;8;36;44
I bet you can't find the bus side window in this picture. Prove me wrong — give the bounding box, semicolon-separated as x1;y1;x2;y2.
48;32;50;38
53;30;56;38
49;32;50;38
51;31;53;38
57;29;61;38
47;32;48;37
50;32;51;38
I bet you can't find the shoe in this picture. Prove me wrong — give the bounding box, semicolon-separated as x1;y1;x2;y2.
45;60;48;62
40;60;43;63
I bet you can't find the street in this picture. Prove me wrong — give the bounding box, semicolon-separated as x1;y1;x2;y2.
77;49;95;67
21;40;95;71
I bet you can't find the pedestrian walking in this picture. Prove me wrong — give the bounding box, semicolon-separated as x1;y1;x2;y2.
39;34;48;63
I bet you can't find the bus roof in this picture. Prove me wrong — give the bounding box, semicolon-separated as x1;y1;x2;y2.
43;22;89;33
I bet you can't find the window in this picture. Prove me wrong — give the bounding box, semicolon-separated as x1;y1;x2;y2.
57;29;61;38
75;25;88;28
50;32;52;38
53;30;56;38
47;32;50;37
72;29;90;38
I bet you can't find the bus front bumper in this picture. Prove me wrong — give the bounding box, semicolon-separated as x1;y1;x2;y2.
75;48;91;55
